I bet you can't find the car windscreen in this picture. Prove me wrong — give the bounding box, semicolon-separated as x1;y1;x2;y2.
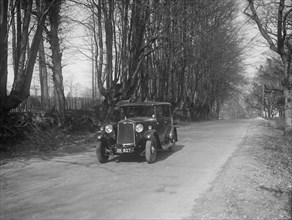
121;106;154;118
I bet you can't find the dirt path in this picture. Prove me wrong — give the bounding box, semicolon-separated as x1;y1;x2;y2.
0;119;250;220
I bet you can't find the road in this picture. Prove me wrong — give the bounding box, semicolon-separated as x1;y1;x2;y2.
0;119;250;220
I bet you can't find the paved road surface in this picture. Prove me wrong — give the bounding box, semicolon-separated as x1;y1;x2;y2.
0;119;250;220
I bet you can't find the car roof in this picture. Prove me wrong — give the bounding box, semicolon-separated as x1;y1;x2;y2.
120;101;171;108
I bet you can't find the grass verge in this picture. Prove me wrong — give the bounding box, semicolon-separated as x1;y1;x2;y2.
187;117;292;219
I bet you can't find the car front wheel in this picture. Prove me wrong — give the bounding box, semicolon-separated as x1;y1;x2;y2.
96;140;109;163
145;137;157;164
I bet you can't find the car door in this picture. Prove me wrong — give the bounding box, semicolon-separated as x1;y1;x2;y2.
163;104;172;128
155;105;166;142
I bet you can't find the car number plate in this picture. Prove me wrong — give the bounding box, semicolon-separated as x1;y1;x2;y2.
123;148;131;153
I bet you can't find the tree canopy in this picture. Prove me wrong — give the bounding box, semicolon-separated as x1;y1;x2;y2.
244;0;292;133
80;0;246;121
0;0;247;122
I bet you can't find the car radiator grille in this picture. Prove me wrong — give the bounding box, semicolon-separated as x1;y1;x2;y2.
117;122;135;144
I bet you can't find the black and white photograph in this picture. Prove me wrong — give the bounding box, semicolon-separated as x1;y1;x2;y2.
0;0;292;219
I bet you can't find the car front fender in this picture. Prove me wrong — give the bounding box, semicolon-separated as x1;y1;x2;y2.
144;129;156;139
143;130;161;149
96;131;116;146
96;131;105;141
169;126;178;142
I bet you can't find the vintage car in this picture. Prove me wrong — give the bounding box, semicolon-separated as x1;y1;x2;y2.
96;101;178;164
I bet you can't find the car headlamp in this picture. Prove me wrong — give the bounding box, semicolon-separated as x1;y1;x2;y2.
105;125;113;133
136;124;144;133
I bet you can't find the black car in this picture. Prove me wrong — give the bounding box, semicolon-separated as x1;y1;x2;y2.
96;101;178;163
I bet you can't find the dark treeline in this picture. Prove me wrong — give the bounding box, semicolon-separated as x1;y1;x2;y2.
246;56;285;119
244;0;292;134
84;0;245;121
0;0;245;125
0;0;65;126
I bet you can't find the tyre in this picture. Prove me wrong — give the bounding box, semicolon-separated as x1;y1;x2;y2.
168;132;177;152
96;140;109;163
145;137;157;164
168;132;176;152
168;142;175;152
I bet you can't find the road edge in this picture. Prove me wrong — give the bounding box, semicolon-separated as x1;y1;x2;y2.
185;118;292;219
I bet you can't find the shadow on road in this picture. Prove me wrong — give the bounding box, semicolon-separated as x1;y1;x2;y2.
108;144;184;164
51;159;97;167
156;144;184;162
48;145;184;166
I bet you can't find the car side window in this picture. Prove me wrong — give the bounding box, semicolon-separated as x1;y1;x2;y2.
156;106;163;118
163;105;170;118
145;107;154;117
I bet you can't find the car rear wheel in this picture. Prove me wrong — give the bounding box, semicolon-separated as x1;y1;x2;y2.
96;140;109;163
168;142;175;152
168;130;177;152
145;137;157;164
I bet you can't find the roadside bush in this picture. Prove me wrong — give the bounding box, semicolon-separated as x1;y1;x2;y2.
273;117;286;131
0;110;100;153
273;117;292;144
0;113;36;151
64;110;99;133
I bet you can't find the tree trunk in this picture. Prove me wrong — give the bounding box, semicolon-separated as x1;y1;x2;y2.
261;84;265;117
38;33;49;111
103;0;113;89
4;0;49;114
48;0;65;126
91;35;95;102
0;0;8;117
283;75;292;133
0;1;8;113
281;54;292;133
